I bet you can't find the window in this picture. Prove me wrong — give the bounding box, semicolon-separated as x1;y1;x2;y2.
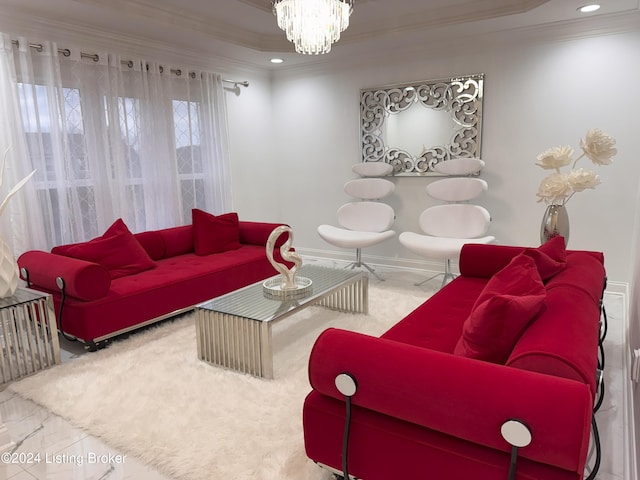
20;83;98;244
174;99;206;221
19;83;209;245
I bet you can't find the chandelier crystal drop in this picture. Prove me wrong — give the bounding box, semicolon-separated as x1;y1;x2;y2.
272;0;354;55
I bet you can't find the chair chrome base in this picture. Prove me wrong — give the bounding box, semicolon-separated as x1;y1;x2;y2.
414;259;456;289
345;248;385;281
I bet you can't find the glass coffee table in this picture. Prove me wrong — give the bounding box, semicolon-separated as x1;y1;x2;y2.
195;265;368;379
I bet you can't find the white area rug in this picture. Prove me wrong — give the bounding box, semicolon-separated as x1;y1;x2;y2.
8;276;431;480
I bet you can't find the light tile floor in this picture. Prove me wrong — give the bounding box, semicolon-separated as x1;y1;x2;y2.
0;265;630;480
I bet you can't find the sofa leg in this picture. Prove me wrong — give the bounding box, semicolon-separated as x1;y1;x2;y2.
85;340;109;352
315;462;358;480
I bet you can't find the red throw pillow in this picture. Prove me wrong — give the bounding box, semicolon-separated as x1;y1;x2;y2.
64;219;156;279
454;254;546;364
192;209;241;255
524;235;567;281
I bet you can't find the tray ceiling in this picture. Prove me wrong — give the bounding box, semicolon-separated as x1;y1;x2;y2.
0;0;638;68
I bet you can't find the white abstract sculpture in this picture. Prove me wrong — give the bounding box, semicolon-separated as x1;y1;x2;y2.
263;225;311;299
266;225;302;290
0;146;36;298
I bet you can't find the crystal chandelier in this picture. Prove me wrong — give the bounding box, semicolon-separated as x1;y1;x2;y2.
272;0;354;55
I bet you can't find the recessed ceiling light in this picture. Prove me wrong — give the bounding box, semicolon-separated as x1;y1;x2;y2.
270;58;284;64
578;4;601;13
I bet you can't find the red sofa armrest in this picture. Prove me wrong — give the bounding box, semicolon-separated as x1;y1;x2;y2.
459;243;526;278
239;221;289;247
18;251;111;301
308;328;593;475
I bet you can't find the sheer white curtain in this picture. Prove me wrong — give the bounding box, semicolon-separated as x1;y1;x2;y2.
0;33;232;254
0;35;47;255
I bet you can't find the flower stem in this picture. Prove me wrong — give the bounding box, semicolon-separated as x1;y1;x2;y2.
572;153;585;169
563;192;575;205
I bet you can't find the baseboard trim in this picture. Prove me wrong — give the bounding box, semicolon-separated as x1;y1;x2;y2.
299;248;629;295
298;248;455;276
621;284;639;480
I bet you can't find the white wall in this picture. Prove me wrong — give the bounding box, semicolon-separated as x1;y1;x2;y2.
240;27;640;286
224;71;280;222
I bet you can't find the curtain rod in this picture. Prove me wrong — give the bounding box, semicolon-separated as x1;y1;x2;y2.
223;79;250;88
10;40;249;87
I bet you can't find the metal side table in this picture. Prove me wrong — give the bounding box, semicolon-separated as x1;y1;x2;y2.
0;288;61;385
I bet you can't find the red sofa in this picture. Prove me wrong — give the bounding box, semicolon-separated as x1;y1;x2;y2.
303;239;606;480
17;211;288;348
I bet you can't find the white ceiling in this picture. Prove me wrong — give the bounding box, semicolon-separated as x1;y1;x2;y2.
1;0;638;69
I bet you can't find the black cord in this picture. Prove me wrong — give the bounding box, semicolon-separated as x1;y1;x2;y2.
585;416;601;480
21;268;31;288
342;396;352;480
594;379;605;413
56;278;76;342
508;446;519;480
335;373;357;480
600;304;608;343
600;276;608;344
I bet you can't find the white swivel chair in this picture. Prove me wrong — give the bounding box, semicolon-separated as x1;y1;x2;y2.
399;158;494;288
318;163;395;281
433;157;485;176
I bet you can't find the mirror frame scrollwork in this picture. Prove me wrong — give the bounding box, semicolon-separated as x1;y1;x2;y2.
360;73;484;176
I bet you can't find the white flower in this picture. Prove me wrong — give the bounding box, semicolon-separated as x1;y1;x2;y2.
535;146;573;171
567;168;600;192
535;129;615;205
536;173;572;205
580;128;617;166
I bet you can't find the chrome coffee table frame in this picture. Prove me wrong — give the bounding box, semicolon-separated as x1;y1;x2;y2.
195;265;368;379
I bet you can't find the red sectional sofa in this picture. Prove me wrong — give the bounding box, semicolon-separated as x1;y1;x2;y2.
303;238;606;480
17;211;288;348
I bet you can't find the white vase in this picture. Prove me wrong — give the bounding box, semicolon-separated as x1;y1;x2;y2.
540;204;570;246
0;235;18;298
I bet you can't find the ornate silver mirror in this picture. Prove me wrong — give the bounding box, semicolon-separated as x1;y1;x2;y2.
360;73;484;176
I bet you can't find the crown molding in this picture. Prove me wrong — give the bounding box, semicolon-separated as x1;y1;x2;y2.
0;7;272;75
272;10;640;77
235;0;272;13
59;0;293;52
340;0;549;44
2;3;639;75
